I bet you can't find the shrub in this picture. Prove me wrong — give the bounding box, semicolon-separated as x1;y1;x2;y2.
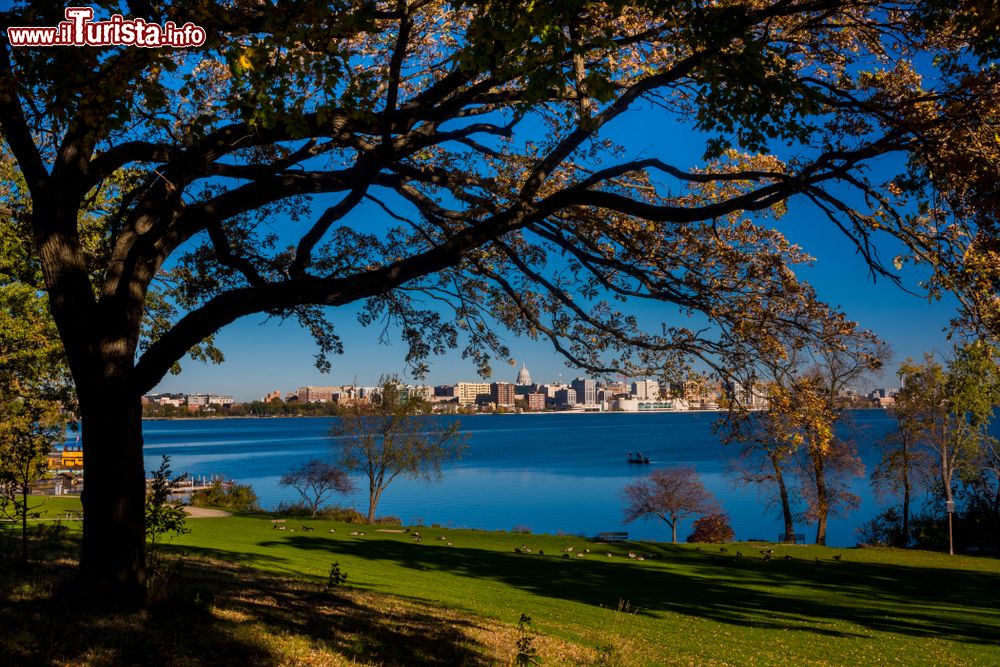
145;456;189;576
190;480;260;511
857;507;906;547
327;562;348;588
515;613;539;666
686;513;735;543
274;501;315;517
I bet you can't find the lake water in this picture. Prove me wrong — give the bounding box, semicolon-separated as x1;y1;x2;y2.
133;411;919;547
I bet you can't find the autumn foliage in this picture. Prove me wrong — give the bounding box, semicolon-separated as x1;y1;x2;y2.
686;513;736;544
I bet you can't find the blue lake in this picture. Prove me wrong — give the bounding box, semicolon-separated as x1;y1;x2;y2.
138;411;908;546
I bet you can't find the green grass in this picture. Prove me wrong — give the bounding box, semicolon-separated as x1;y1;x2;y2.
164;512;1000;666
22;495;84;521
9;498;1000;665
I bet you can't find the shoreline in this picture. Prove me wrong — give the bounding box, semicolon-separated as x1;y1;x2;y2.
142;406;887;421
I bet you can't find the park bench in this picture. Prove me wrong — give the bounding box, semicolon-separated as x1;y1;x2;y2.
596;532;629;542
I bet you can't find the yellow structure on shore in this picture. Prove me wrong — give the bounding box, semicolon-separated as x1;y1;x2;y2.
47;445;83;471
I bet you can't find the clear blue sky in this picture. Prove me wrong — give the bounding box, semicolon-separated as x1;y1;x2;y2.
152;101;959;401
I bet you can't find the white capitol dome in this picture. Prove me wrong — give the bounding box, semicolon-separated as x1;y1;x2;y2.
515;363;532;385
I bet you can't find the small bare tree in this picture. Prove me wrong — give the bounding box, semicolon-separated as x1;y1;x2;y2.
279;460;355;517
333;380;467;524
623;467;718;543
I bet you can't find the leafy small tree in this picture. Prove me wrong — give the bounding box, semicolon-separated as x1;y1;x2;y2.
0;399;61;564
687;513;736;544
279;460;355;518
623;467;718;543
721;372;802;544
871;371;934;547
334;379;467;524
892;342;1000;554
144;456;189;574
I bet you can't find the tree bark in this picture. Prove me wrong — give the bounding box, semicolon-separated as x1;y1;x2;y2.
78;386;147;601
21;482;28;564
812;450;829;546
901;438;911;548
770;453;795;542
367;488;381;525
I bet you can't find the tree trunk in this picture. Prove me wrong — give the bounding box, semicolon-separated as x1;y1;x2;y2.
21;483;28;564
813;450;829;546
902;480;910;549
771;453;794;542
79;388;147;601
942;448;954;555
367;487;381;525
900;434;911;548
671;520;677;543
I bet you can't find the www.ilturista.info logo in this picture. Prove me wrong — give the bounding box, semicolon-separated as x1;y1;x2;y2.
6;7;206;48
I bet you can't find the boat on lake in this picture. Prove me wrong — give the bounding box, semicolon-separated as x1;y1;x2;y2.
626;451;650;464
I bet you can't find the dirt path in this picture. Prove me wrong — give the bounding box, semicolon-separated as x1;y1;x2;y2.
183;506;232;518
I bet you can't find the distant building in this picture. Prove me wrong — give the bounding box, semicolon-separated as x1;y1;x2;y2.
143;393;185;407
295;386;343;403
613;397;683;412
47;444;83;471
539;383;567;399
867;387;898;407
515;363;532;386
631;379;660;401
682;377;721;408
186;394;235;408
490;382;516;407
263;390;282;403
554;388;577;406
526;393;546;411
604;381;630;397
356;386;380;401
571;378;597;405
868;387;899;400
434;385;457;397
724;382;768;410
409;385;435;400
456;382;491;405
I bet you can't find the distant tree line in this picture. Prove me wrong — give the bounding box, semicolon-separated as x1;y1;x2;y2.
141;397;447;419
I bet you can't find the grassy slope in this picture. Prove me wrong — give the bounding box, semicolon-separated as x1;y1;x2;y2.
162;512;1000;666
7;497;999;665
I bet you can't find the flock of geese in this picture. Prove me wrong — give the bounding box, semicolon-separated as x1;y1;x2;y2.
270;518;846;564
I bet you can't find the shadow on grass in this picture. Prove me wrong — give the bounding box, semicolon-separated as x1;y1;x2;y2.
0;557;495;666
188;533;1000;646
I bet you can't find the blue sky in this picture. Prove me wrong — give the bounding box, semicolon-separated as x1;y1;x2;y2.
152;102;960;402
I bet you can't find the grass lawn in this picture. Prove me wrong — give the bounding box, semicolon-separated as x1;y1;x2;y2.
168;512;1000;666
3;499;999;665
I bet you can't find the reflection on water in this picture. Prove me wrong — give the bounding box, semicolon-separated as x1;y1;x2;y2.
128;412;911;546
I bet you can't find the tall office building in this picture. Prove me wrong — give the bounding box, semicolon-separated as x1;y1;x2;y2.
571;378;597;405
490;382;516;406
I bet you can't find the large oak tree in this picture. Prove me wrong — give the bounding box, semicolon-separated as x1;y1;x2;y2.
0;1;996;595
